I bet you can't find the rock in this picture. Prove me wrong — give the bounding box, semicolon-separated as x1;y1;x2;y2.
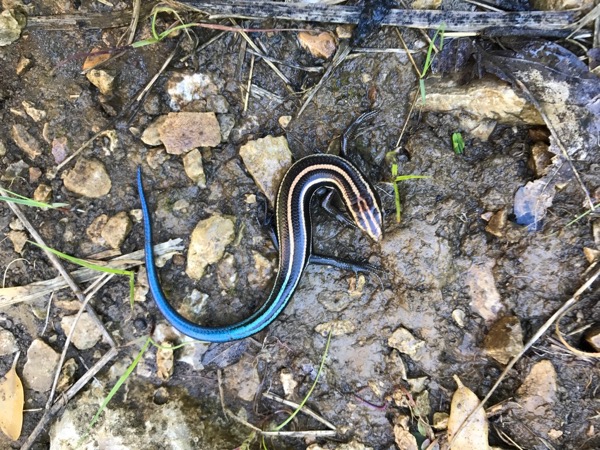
583;247;600;264
530;0;591;9
585;327;600;351
182;148;206;188
101;211;132;249
433;411;449;430
166;72;219;111
217;113;235;142
11;124;42;159
23;339;60;392
86;69;115;95
22;101;46;122
146;147;168;169
516;360;557;422
465;261;503;323
29;166;42;183
388;327;425;361
394;423;419;450
156;342;175;381
60;312;103;350
0;140;6;156
158;112;221;154
0;328;18;356
216;253;237;289
223;355;260;402
7;230;27;254
141;115;167;146
62;158;111;198
0;8;24;46
452;309;465;328
239;135;293;204
33;183;52;204
51;137;69;164
87;214;108;244
484;208;507;238
56;358;78;393
278;115;292;128
280;369;298;399
206;94;229;113
529;142;553;177
483;316;524;365
298;31;337;59
178;339;210;371
49;382;242;449
247;251;274;289
315;320;356;336
186;214;235;280
407;376;428;394
422;76;544;125
16;56;31;74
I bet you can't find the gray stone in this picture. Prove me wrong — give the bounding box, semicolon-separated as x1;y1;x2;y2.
239;135;293;204
182;148;207;188
62;158;111;198
23;339;59;392
186;214;235;280
388;327;425;361
11;124;42;159
0;328;18;356
60;312;103;350
100;211;132;249
158;112;221;154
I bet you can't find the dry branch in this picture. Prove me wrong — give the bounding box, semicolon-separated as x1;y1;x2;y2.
177;0;575;32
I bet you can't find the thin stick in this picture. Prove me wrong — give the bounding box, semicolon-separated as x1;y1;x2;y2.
449;265;600;445
179;1;575;32
262;392;337;430
20;347;119;450
45;274;116;409
0;184;116;349
229;18;296;95
244;53;255;112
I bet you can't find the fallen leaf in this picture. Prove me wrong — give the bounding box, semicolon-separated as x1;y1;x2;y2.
0;351;24;440
447;375;489;450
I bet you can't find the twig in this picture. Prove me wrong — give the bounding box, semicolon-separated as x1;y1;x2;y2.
449;265;600;446
0;183;116;349
244;53;255;112
229;18;296;95
127;0;142;45
262;392;337;430
45;273;116;409
178;0;576;32
20;347;119;450
217;371;336;438
0;239;184;308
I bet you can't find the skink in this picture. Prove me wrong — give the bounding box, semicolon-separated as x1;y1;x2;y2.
137;153;383;342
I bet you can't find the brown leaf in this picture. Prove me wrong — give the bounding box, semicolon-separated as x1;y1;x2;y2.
447;375;489;450
0;352;24;440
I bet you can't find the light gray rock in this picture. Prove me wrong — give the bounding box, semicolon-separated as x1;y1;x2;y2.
186;214;235;280
0;327;18;356
23;339;59;392
62;158;111;198
100;211;132;249
182;148;207;188
239;135;293;204
388;327;425;361
11;124;42;159
60;312;103;350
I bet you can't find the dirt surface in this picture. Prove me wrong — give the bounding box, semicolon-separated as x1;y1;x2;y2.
1;1;599;449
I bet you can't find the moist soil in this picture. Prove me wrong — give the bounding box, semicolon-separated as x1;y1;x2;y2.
1;1;599;449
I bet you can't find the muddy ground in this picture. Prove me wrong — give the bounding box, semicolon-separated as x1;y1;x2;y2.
1;1;599;449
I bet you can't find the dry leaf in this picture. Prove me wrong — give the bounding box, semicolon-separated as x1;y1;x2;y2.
447;375;489;450
0;351;24;440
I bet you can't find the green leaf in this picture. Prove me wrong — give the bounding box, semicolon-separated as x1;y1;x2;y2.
452;132;465;155
28;241;135;307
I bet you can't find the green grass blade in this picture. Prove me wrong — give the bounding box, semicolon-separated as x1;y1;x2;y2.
394;175;430;182
0;189;68;209
87;338;151;430
28;241;135;305
273;331;333;431
392;164;402;223
565;203;600;227
452;132;465;155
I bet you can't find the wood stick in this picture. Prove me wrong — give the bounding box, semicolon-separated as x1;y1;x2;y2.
178;0;576;32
